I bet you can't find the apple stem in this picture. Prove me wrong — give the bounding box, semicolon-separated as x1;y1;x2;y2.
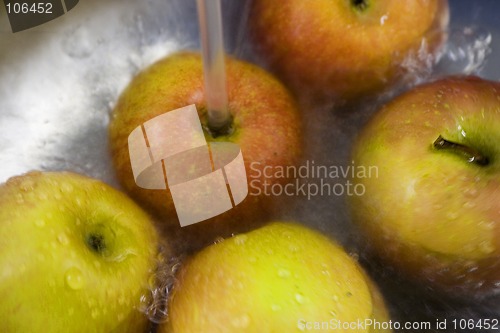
197;0;232;135
433;135;489;166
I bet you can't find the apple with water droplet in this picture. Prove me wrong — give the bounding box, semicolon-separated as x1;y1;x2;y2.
109;52;302;252
350;76;500;295
0;171;161;332
250;0;449;100
159;222;390;332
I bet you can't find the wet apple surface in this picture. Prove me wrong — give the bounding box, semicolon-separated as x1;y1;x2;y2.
0;172;161;333
350;76;500;295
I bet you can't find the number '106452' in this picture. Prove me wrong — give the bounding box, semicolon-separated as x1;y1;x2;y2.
6;2;53;14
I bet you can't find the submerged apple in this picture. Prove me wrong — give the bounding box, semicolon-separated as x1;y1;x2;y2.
250;0;449;100
350;76;500;295
109;52;302;251
0;171;160;332
160;222;391;333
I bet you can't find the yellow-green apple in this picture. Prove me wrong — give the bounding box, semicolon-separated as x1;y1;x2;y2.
350;76;500;295
0;171;161;332
159;222;391;333
250;0;449;100
109;52;302;252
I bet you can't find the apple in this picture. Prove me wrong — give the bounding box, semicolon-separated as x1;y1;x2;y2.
159;222;391;333
250;0;449;100
349;76;500;296
0;171;161;332
109;51;302;252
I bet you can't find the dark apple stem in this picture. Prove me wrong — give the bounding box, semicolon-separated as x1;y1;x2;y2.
351;0;369;11
433;135;489;166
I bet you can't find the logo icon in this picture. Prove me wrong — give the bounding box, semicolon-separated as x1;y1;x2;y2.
128;104;248;227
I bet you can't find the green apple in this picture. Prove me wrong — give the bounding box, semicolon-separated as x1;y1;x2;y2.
109;52;302;252
250;0;449;100
350;76;500;295
0;171;161;332
159;222;391;333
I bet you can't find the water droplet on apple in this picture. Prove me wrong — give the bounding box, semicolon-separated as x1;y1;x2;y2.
61;183;74;193
485;221;495;230
271;304;281;311
57;233;70;246
465;188;479;198
68;308;75;316
329;310;337;317
35;219;46;227
277;269;291;279
15;193;24;204
295;293;305;304
38;192;48;201
234;234;248;245
332;295;339;302
65;267;85;290
231;314;250;328
19;178;35;192
446;211;459;220
213;237;225;244
464;201;476;209
479;241;495;255
91;309;100;319
54;192;62;200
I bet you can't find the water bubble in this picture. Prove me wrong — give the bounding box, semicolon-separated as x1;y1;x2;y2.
65;267;85;290
91;309;100;319
271;304;281;311
479;241;495;255
438;26;492;75
277;269;291;279
19;179;35;192
213;237;225;244
61;183;74;193
295;293;305;304
35;219;46;228
231;314;250;328
15;193;24;204
57;233;70;246
234;235;248;245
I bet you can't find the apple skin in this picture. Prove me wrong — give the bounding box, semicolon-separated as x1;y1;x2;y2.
250;0;449;100
159;222;391;333
0;171;161;333
349;76;500;296
109;52;302;252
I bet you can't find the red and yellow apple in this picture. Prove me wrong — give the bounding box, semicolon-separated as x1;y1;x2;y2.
350;76;500;295
250;0;449;100
160;222;391;333
109;52;302;251
0;171;161;332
